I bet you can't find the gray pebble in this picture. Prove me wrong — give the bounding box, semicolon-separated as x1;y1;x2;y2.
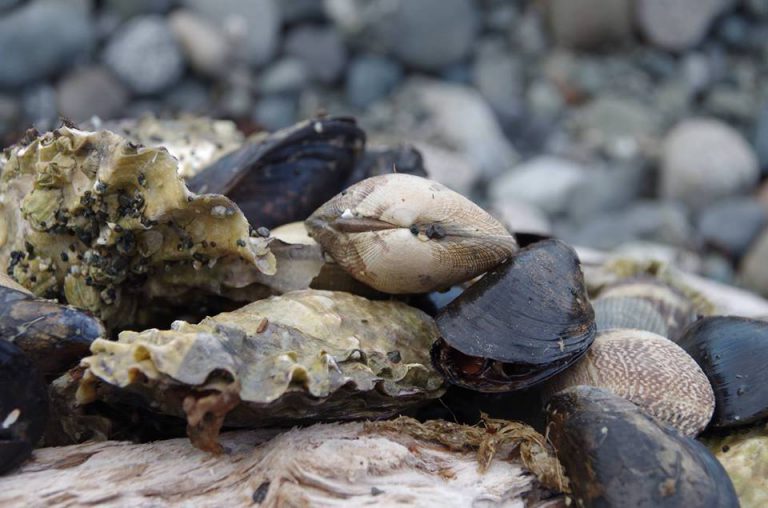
284;25;347;84
697;198;767;259
21;84;57;131
253;95;298;131
547;0;633;50
169;10;232;77
103;0;174;18
345;55;402;108
103;16;184;95
636;0;732;51
57;67;129;122
163;79;211;114
259;58;309;95
0;0;94;88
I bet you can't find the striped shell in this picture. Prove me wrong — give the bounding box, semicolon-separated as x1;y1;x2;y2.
593;296;669;336
544;328;715;436
305;174;518;294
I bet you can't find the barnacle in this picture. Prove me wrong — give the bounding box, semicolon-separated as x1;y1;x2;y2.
0;126;275;329
78;290;445;451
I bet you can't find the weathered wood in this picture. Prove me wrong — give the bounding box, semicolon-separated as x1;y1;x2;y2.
0;422;563;507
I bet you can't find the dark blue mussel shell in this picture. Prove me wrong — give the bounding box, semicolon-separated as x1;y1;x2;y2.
431;239;596;392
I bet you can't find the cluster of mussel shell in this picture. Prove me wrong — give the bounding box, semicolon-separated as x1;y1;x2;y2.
1;116;767;506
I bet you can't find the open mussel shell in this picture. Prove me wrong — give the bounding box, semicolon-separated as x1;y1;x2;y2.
677;316;768;428
0;341;48;475
544;329;714;436
592;296;669;336
546;386;738;508
432;239;595;392
0;285;105;380
79;290;445;452
597;276;704;339
345;144;427;185
306;173;518;294
187;117;365;229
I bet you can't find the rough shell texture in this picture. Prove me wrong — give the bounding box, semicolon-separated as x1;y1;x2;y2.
88;115;244;179
0;285;104;379
592;296;669;336
546;386;738;508
306;173;518;294
79;290;445;451
544;329;715;436
677;316;768;428
0;126;275;329
705;425;768;508
433;239;595;392
0;341;48;475
187;117;365;230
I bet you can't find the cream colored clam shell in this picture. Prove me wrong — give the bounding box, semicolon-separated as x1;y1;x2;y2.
306;174;518;294
545;328;715;436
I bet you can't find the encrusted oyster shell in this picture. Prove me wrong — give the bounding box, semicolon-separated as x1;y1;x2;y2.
78;290;445;451
0;126;275;329
705;425;768;508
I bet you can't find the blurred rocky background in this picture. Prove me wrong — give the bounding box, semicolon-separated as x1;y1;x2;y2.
2;0;768;296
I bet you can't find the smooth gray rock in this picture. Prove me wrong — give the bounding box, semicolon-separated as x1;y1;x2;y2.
0;0;94;88
547;0;633;50
169;10;231;77
0;0;21;12
163;79;211;114
472;42;523;121
182;0;279;67
697;198;767;258
636;0;732;51
490;156;587;216
57;67;128;122
284;25;347;84
253;95;298;131
104;0;174;18
753;104;768;174
259;58;309;95
279;0;326;23
103;16;184;95
0;94;20;137
345;55;402;108
566;165;645;222
21;84;57;131
660;118;759;210
391;0;478;71
740;228;768;297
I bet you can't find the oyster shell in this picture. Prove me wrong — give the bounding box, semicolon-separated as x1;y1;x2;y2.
306;173;518;294
705;425;768;508
677;316;768;428
78;290;445;451
187;117;365;229
547;386;739;508
543;329;714;436
432;239;596;392
0;126;275;328
0;341;48;475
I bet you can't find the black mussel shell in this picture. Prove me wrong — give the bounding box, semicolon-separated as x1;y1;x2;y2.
432;239;596;392
0;341;48;475
546;386;738;508
345;144;427;186
677;316;768;428
187;117;365;229
514;231;553;248
0;286;105;380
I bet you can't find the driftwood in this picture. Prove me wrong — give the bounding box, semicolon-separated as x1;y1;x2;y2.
0;422;563;508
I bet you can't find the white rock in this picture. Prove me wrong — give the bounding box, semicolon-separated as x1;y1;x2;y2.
637;0;733;51
490;156;587;216
660;118;759;210
490;200;552;235
169;10;231;77
414;143;480;196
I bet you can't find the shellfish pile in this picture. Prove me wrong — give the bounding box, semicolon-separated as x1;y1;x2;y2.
1;117;766;507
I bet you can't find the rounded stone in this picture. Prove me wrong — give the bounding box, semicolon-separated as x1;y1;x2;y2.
345;55;402;108
636;0;732;51
103;15;185;95
57;67;129;122
284;25;348;84
660;119;759;210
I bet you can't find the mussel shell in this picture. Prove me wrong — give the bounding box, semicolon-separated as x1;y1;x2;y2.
592;296;669;336
187;117;365;229
433;239;596;392
0;341;48;475
546;386;738;508
345;144;427;186
0;286;105;380
677;316;768;428
598;277;700;339
544;329;715;436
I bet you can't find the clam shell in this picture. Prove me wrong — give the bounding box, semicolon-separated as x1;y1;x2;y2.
187;117;365;229
79;290;445;450
546;386;739;508
306;173;518;294
0;341;48;475
432;239;595;392
677;316;768;428
544;329;715;436
593;296;669;335
0;285;104;380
